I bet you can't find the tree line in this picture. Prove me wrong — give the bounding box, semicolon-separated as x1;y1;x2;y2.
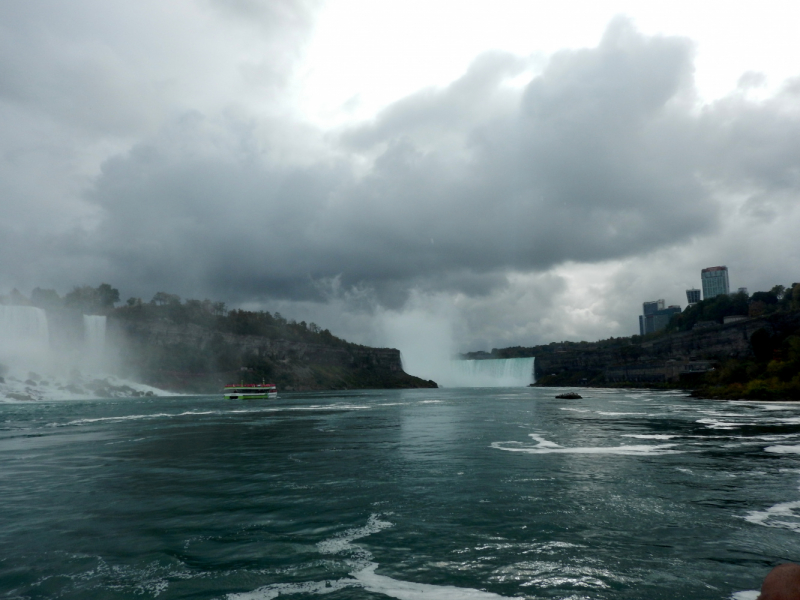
664;283;800;334
3;283;348;347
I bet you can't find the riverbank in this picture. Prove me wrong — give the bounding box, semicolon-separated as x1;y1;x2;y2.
505;309;800;401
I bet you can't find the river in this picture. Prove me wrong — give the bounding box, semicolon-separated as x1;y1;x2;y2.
1;387;799;599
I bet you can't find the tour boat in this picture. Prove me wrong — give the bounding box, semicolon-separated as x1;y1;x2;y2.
224;383;277;399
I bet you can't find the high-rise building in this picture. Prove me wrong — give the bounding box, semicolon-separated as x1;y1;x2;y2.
643;299;665;316
738;287;748;296
686;289;701;305
701;266;729;300
639;300;678;335
652;305;682;332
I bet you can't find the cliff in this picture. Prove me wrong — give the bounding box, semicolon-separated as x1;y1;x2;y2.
473;311;800;389
108;316;436;393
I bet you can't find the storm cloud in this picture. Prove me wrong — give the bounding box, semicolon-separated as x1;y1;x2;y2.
2;4;800;349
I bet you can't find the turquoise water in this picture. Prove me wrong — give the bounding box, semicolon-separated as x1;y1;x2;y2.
1;387;800;599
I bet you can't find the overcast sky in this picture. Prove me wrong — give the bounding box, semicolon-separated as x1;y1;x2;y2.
2;0;800;358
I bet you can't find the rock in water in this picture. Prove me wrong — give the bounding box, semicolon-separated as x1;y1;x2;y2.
556;392;582;399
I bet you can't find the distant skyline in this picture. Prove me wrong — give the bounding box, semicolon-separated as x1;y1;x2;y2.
1;1;800;355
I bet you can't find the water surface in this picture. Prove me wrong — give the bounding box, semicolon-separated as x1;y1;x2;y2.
1;387;799;599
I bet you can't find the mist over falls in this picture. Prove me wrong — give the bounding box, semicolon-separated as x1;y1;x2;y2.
450;357;535;387
0;305;107;371
399;355;536;388
0;305;120;398
83;314;107;372
0;306;50;368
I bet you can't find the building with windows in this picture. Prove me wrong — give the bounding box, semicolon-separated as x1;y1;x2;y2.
639;300;681;336
701;266;729;300
643;299;665;315
686;289;701;305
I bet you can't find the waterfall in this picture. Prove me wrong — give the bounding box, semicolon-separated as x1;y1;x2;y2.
444;357;535;387
83;315;106;370
0;305;50;366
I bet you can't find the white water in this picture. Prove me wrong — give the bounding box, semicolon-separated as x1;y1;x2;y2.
231;514;509;600
83;315;106;370
0;305;50;369
442;357;535;387
0;308;169;400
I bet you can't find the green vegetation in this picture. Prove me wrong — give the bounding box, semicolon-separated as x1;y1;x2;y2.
466;335;638;361
8;284;349;347
664;291;750;332
117;292;349;347
693;328;800;400
663;284;799;334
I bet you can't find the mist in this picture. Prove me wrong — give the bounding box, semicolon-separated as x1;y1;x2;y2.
377;301;534;387
0;303;166;401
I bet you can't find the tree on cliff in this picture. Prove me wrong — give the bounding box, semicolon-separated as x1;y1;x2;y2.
30;288;62;309
151;292;181;306
666;291;749;332
64;283;120;314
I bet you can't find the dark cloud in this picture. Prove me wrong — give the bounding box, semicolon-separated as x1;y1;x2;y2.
55;17;798;308
701;80;800;199
3;13;800;338
0;0;320;295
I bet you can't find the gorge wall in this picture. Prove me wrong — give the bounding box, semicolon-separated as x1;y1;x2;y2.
482;311;800;386
109;317;436;393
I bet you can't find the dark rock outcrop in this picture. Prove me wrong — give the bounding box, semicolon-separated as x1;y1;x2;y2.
108;317;436;393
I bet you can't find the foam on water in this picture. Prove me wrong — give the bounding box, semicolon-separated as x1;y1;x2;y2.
353;563;508;599
744;500;800;532
698;416;800;430
491;433;682;455
227;578;358;599
231;515;510;600
0;374;172;403
316;513;393;558
765;445;800;454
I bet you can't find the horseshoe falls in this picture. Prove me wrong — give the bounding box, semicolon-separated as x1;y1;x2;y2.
446;357;535;387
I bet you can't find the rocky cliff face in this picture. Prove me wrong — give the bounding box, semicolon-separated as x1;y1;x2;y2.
108;317;436;392
528;312;800;385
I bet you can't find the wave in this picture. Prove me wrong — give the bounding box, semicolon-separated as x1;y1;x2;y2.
229;514;509;600
744;500;800;532
765;445;800;454
491;434;682;456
